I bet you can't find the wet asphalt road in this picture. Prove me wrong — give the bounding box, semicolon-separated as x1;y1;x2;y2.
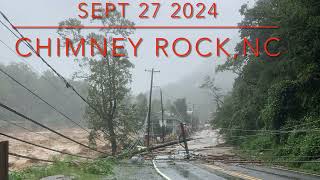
107;159;320;180
154;160;229;180
105;161;163;180
107;128;320;180
154;160;320;180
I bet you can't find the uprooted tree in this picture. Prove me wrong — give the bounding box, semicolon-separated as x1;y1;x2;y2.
57;10;135;155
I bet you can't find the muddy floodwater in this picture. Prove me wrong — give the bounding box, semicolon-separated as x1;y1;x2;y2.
0;128;107;169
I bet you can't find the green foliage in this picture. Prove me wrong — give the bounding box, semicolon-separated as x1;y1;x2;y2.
261;80;299;131
58;8;135;155
80;158;115;174
211;0;320;173
300;163;320;173
9;158;115;180
240;134;275;152
282;132;320;160
9;171;25;180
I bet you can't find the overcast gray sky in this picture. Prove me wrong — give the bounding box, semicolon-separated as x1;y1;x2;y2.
0;0;254;93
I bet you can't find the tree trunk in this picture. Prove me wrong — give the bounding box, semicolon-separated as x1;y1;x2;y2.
105;109;116;155
106;115;117;155
109;100;118;155
109;127;117;155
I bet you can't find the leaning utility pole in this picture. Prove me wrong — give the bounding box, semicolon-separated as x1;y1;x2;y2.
191;104;195;130
145;68;160;148
160;88;165;143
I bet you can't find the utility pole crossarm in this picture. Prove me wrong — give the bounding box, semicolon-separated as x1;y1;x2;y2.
145;69;160;73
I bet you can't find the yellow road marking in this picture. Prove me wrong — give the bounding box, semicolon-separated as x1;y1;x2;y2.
205;164;263;180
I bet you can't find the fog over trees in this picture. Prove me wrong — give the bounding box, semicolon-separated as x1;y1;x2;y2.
0;63;87;129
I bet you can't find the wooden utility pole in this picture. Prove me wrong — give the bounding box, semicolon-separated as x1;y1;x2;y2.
180;123;190;159
160;88;165;143
191;104;195;130
145;68;160;148
0;141;9;180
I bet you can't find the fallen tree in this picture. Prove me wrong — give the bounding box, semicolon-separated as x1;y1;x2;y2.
100;138;195;159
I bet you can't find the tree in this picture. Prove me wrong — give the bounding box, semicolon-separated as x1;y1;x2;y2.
171;98;189;123
135;93;148;127
200;76;223;110
0;63;88;129
84;58;134;154
212;0;320;166
58;10;135;155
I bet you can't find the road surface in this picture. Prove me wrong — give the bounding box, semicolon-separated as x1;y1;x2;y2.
150;129;320;180
108;129;320;180
153;158;320;180
107;158;320;180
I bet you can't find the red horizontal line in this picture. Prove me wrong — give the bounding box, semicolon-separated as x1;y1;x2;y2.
13;25;280;29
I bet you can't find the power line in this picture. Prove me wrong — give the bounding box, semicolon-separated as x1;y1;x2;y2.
0;67;92;135
0;132;93;159
0;39;72;99
215;128;320;140
162;93;201;127
219;128;320;133
215;160;320;164
0;118;52;140
0;16;21;41
0;11;140;151
218;134;320;150
162;91;185;123
0;11;101;123
221;132;311;140
231;144;320;151
0;54;81;122
215;127;320;140
0;53;86;129
0;39;103;145
0;12;129;145
210;145;320;156
0;101;106;154
0;39;91;132
235;150;320;158
9;152;54;163
0;38;106;144
283;119;320;130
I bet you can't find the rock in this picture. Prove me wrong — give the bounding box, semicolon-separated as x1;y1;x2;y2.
129;155;145;164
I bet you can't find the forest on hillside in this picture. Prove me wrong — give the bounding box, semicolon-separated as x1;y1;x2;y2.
0;63;88;128
0;63;196;135
210;0;320;172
